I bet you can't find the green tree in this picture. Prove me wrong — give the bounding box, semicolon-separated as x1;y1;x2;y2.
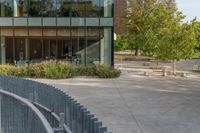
114;35;128;51
125;0;176;56
193;21;200;51
125;0;157;56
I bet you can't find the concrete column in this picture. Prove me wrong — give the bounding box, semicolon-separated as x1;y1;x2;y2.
1;37;6;64
25;38;29;60
100;28;112;66
100;37;105;65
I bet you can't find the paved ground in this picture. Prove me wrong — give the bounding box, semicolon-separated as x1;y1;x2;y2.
34;60;200;133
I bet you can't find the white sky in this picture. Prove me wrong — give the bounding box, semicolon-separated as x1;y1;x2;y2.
176;0;200;21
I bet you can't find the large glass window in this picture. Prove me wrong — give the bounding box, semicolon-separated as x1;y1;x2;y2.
86;27;100;65
0;0;14;17
14;0;28;17
100;0;114;17
5;37;14;63
71;28;86;65
85;0;100;17
43;39;57;59
29;38;43;60
14;38;26;60
42;0;57;17
71;0;85;17
29;0;43;17
57;0;72;17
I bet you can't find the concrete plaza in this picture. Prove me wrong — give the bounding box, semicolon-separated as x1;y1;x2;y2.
35;68;200;133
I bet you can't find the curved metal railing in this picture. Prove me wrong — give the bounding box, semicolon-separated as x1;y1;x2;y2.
0;89;54;133
0;76;111;133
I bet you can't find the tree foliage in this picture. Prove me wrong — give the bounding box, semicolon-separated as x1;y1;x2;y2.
125;0;198;62
193;21;200;50
114;35;128;51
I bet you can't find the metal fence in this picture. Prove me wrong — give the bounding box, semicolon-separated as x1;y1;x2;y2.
0;76;110;133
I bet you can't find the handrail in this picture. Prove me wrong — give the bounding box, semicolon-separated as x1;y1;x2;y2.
0;89;54;133
33;101;73;133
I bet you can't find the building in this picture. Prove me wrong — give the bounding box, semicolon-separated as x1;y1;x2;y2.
114;0;127;35
0;0;114;66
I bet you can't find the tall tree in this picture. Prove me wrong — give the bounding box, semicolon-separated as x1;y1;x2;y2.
125;0;157;56
142;4;197;74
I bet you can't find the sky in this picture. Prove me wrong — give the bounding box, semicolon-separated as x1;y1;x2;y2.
176;0;200;21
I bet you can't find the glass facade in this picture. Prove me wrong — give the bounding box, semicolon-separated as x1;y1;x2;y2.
1;0;114;17
0;0;14;17
0;0;114;66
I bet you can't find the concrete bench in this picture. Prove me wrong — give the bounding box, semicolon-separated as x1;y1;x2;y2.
193;65;200;71
162;66;172;76
143;70;153;76
143;62;151;66
176;71;187;77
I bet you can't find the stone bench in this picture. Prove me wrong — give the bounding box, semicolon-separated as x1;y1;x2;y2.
176;71;187;77
193;65;200;71
143;62;151;66
162;66;172;76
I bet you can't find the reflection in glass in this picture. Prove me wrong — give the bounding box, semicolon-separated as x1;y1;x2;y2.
14;38;26;60
57;39;71;59
29;0;42;17
71;0;85;17
42;0;57;17
5;37;14;63
43;39;57;59
14;0;27;17
0;0;14;17
85;0;100;17
29;39;43;59
72;28;86;65
57;0;71;17
100;0;114;17
86;28;100;65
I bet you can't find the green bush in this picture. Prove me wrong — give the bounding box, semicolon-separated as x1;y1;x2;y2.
42;62;74;79
75;66;96;76
0;62;121;79
95;65;121;78
11;66;30;77
28;63;44;78
0;65;15;76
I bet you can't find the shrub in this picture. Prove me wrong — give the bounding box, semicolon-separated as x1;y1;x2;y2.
11;66;30;77
28;63;44;78
42;62;74;79
0;62;121;79
95;65;121;78
0;65;15;76
75;66;96;77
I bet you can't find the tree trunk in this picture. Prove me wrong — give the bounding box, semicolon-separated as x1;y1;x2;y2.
173;60;177;75
135;47;139;56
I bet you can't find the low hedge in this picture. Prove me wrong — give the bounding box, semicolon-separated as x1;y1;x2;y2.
0;61;121;79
